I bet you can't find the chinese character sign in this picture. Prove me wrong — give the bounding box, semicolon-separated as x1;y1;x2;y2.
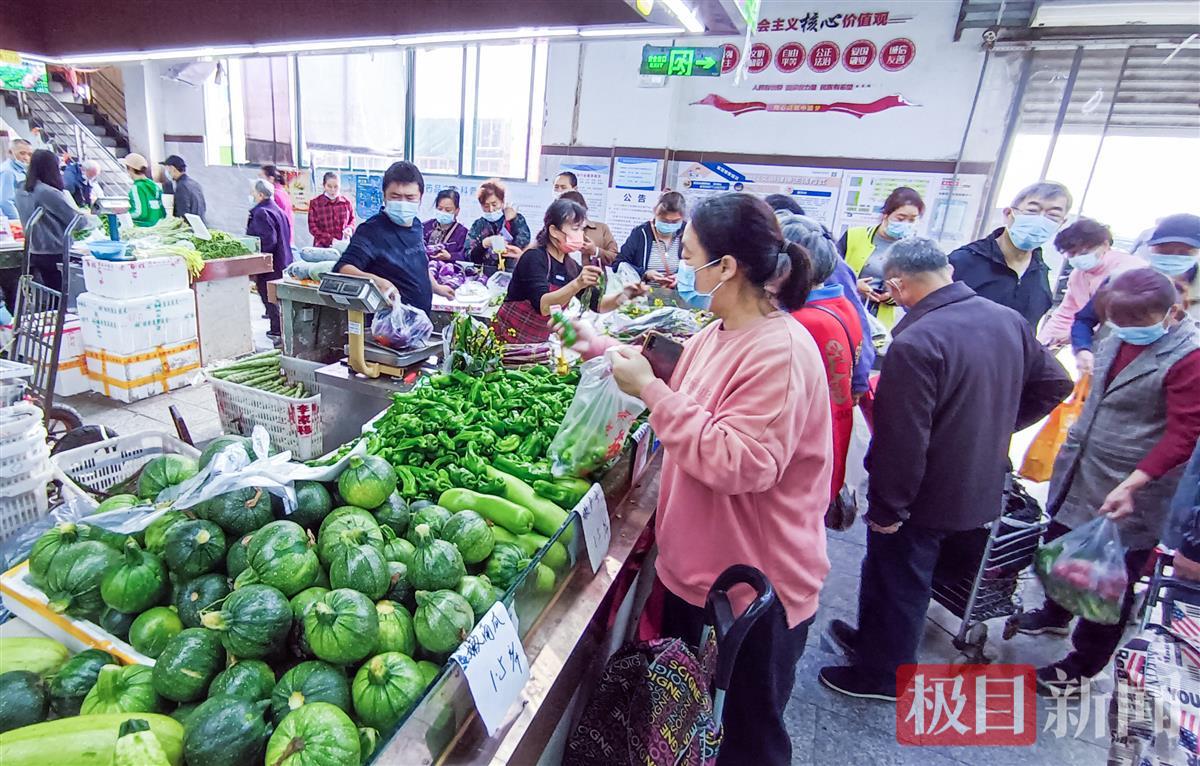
897;665;1036;746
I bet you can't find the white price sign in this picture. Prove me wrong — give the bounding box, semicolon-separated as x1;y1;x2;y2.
578;483;611;574
451;602;528;736
185;213;211;240
630;423;654;483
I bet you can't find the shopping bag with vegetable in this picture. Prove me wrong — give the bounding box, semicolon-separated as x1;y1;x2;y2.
1020;374;1090;482
370;300;433;349
549;355;646;478
1034;516;1127;625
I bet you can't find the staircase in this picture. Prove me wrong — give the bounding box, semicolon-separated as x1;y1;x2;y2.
1;71;132;198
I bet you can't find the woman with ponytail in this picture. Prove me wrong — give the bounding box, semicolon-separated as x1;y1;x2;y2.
561;193;833;764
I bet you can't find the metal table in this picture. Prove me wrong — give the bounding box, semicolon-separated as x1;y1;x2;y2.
272;279;350;364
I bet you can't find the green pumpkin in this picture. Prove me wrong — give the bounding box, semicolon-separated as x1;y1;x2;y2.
201;583;292;659
101;539;169;614
41;540;122;621
384;562;413;607
413;590;475;655
328;545;389;601
28;522;86;586
170;700;200;726
225;533;254;580
142;511;188;556
137;454;199;500
93;493;142;515
374;600;416;656
316;507;384;569
408;524;465;592
151;627;226;703
182;694;272;766
99;606;137;639
162;519;225;579
372;492;410;537
246;520;321;597
351;652;425;733
337;455;397;509
209;660;276;702
456;575;499;621
483;542;530;590
270;661;352;724
403;505;452;545
440;510;495;565
199;486;274;536
289;481;334;528
81;664;162;715
266;701;361;766
48;648;114;717
415;660;440;689
290;586;330;622
174;573;230;628
0;670;48;733
128;606;183;659
533;562;556;595
381;527;415;566
303;589;379;665
198;434;252;469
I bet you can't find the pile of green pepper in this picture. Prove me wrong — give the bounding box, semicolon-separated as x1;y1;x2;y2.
317;366;581;500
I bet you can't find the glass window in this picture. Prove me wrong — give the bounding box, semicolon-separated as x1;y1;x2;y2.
202;62;234;166
413;47;464;176
240;56;294;165
472;44;533;178
299;51;406;162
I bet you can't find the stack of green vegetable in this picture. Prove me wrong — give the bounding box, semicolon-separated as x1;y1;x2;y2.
6;431;592;765
189;230;252;260
209;350;310;398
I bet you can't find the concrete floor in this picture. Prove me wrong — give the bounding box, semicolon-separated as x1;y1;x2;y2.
58;307;1106;764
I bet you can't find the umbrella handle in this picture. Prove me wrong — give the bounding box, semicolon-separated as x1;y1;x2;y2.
703;564;776;693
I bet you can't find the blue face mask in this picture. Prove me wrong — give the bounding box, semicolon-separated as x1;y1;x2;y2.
1007;213;1061;251
1149;253;1197;277
385;200;419;227
885;220;915;240
1107;316;1169;346
434;211;455;226
482;209;504;223
1069;250;1101;271
655;219;682;236
675;259;721;310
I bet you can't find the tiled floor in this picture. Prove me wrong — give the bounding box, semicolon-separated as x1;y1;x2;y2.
55;315;1106;763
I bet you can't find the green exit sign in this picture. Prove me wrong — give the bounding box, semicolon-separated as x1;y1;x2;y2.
640;45;722;77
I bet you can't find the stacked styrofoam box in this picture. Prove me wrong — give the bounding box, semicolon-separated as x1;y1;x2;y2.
78;256;199;403
53;315;88;397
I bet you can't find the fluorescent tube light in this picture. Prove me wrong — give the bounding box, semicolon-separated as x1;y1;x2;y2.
580;24;686;37
661;0;706;33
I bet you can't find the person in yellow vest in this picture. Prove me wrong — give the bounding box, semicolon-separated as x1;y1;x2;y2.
837;186;925;329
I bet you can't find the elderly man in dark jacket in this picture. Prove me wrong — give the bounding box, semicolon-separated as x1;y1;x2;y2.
246;179;292;340
819;237;1072;700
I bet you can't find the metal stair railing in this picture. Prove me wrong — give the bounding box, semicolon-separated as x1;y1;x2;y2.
11;91;132;197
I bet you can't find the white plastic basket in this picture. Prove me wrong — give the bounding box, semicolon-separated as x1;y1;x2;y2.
0;468;52;543
52;431;200;512
0;441;50;484
208;374;323;460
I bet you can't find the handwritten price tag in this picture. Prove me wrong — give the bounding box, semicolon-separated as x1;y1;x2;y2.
451;602;528;736
578;483;610;574
630;423;654;483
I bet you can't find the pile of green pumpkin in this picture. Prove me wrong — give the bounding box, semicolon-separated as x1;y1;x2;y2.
0;436;569;766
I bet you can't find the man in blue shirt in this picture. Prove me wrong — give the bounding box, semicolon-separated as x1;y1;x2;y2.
334;161;453;315
0;139;32;220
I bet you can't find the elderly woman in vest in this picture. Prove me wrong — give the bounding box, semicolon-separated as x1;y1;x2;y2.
1011;268;1200;692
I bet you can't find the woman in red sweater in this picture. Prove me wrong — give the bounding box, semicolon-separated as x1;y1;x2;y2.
780;214;864;501
569;194;832;764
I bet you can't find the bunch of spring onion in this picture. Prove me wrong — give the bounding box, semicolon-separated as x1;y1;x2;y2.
209;350;310;398
141;243;205;279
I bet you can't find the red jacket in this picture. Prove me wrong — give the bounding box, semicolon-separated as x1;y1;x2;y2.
791;285;864;498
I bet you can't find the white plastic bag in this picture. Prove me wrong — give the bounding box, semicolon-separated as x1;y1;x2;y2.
548;355;646;478
843;406;871;505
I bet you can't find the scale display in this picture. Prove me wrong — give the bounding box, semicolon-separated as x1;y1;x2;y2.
318;273;387;313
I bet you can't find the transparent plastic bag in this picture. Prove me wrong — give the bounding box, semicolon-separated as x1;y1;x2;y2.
1034;516;1128;625
549;355;646;478
370;300;433;349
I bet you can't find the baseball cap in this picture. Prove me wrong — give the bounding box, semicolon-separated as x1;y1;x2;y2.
122;153;148;171
1148;213;1200;249
159;155;186;171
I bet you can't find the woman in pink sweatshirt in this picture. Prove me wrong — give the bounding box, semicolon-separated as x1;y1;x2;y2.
1038;217;1146;346
573;193;832;765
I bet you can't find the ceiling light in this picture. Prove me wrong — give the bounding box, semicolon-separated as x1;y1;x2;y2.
579;24;686;37
660;0;706;33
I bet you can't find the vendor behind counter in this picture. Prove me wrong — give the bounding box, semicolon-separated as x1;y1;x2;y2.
333;161;453;315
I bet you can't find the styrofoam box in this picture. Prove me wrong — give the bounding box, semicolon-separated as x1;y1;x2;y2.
81;254;189;299
78;289;198;355
86;340;199;403
54;359;90;397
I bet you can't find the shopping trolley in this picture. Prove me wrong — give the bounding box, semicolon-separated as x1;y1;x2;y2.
930;477;1050;662
6;207;86;445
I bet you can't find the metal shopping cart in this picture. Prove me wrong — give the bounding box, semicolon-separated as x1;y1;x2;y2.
6;207;86;446
929;477;1050;663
